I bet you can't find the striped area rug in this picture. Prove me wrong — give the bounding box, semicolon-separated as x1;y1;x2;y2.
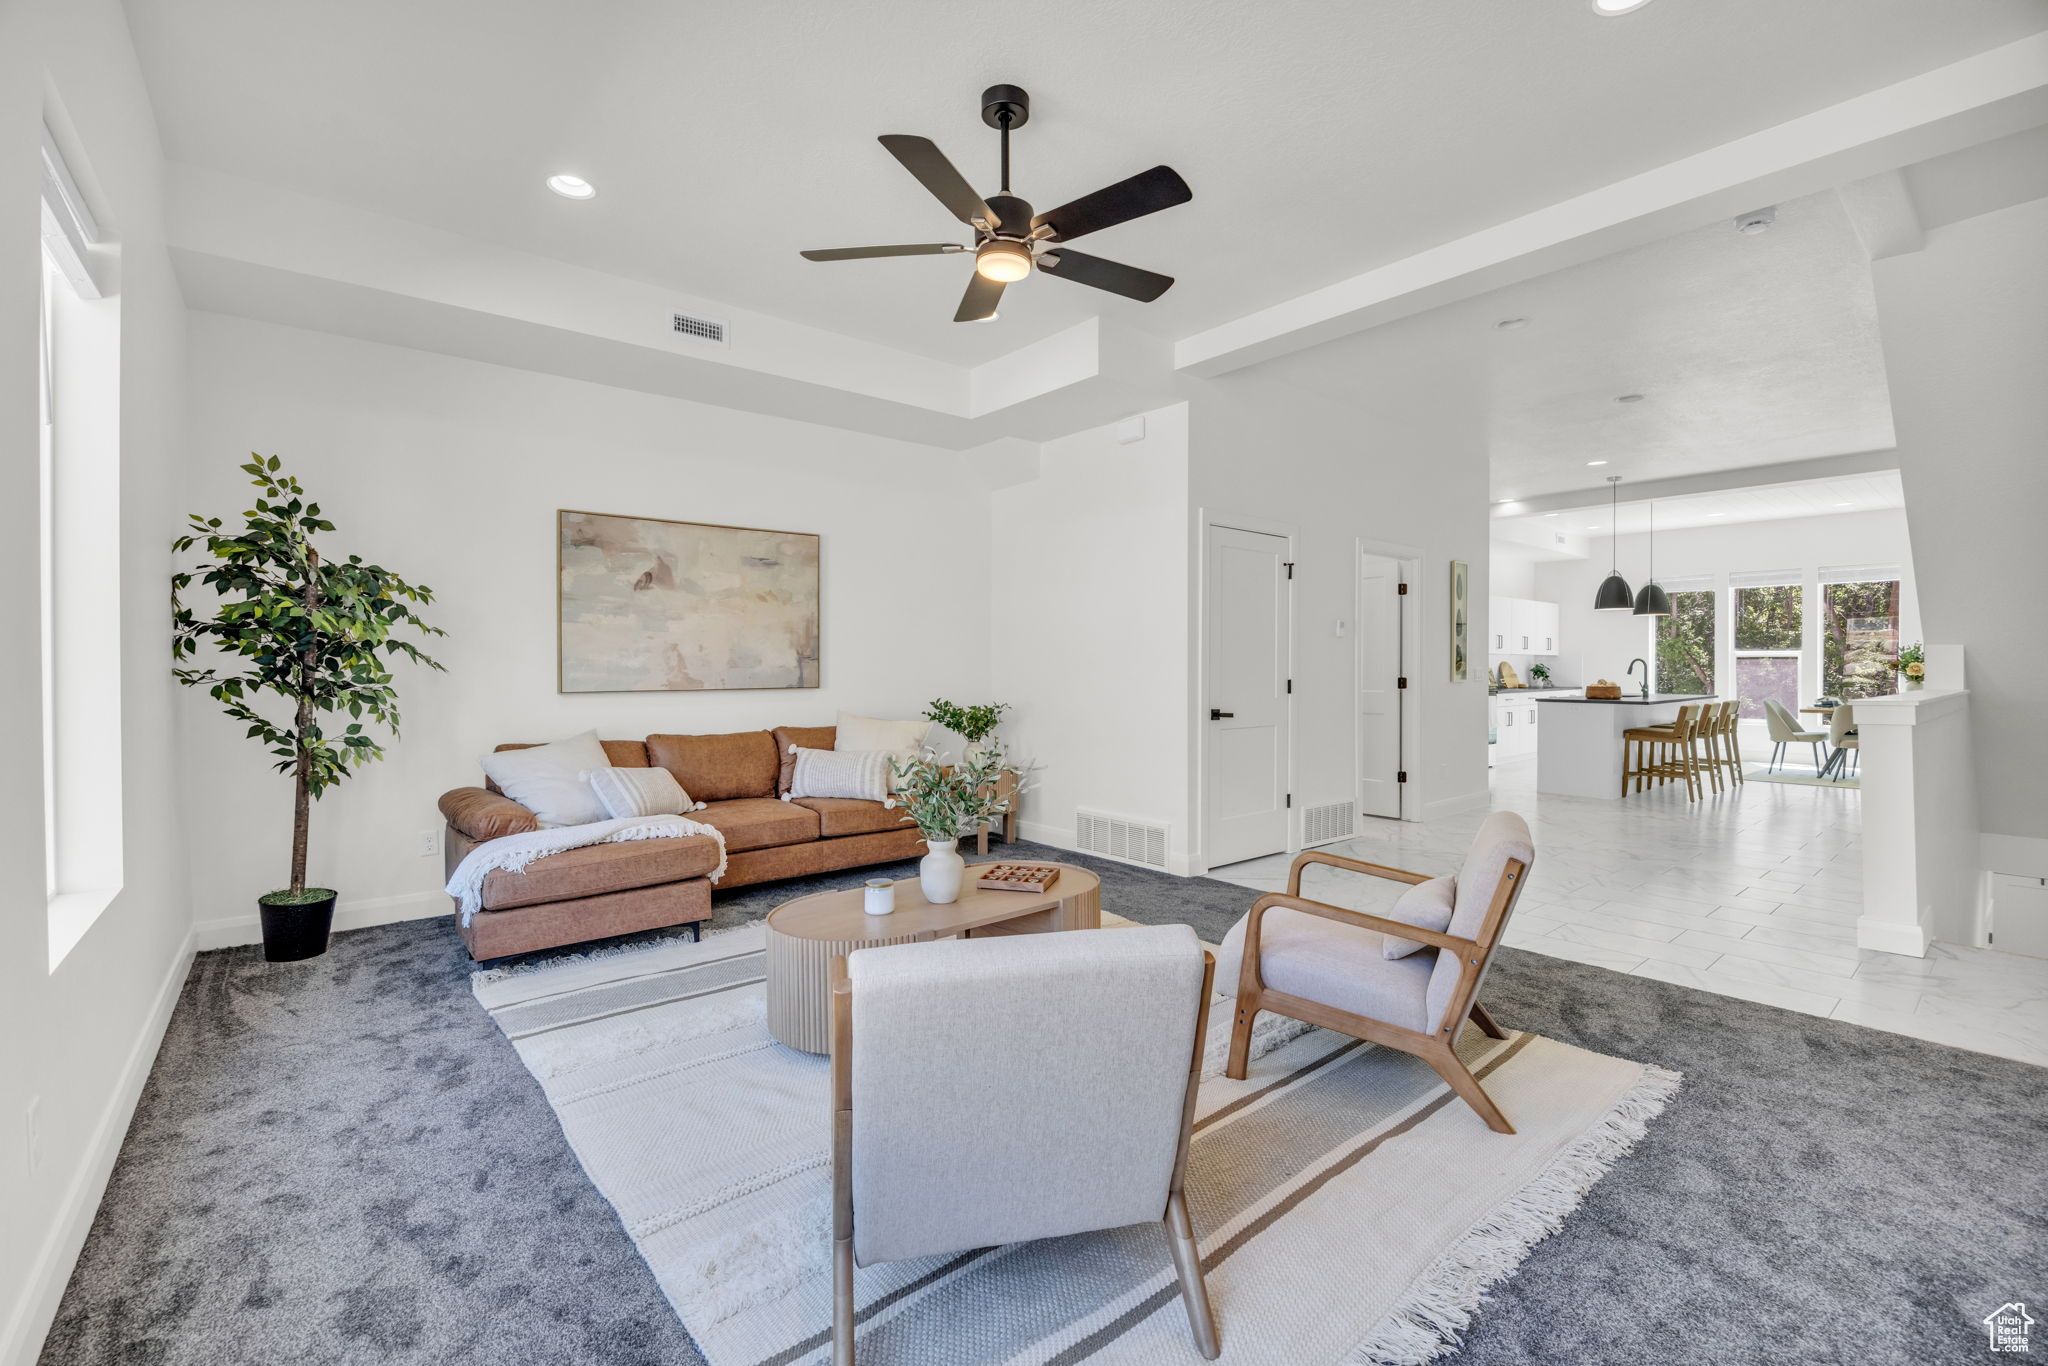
474;924;1678;1365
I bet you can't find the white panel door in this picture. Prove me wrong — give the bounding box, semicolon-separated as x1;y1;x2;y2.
1358;553;1403;819
1205;526;1290;867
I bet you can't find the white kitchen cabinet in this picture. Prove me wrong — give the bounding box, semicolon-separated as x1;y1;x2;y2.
1489;596;1560;657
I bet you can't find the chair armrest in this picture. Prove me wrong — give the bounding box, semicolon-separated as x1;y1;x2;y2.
1285;848;1434;897
1246;892;1481;957
438;787;540;842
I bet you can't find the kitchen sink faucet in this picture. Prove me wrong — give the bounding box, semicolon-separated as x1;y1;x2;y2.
1628;658;1649;698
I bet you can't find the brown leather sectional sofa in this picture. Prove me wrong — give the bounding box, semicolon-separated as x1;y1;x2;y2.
438;724;927;960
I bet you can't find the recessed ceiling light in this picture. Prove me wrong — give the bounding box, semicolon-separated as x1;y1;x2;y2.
1708;512;1726;518
546;174;596;200
1616;393;1645;404
1543;513;1559;518
1587;460;1609;466
1591;0;1653;13
1835;501;1853;507
1586;525;1600;531
1495;317;1529;331
1734;207;1778;235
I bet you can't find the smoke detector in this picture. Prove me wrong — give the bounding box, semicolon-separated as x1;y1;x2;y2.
1734;206;1777;235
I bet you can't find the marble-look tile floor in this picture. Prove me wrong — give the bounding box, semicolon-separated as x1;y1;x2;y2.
1208;754;2048;1068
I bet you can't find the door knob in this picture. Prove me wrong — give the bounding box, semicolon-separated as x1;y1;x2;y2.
1209;709;1234;720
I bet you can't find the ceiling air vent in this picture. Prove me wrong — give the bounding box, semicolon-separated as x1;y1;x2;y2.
671;311;730;347
1075;809;1169;870
1301;800;1356;847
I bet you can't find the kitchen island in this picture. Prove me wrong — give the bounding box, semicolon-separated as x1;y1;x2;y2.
1535;693;1718;799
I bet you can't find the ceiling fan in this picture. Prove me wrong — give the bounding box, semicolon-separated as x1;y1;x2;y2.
800;84;1192;322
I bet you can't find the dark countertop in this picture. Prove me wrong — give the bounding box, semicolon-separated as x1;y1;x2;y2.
1534;692;1718;705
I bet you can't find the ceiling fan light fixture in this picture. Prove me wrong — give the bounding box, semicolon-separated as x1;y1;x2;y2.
975;240;1034;283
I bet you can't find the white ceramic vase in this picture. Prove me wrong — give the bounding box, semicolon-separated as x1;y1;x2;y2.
919;836;966;904
1905;678;1925;691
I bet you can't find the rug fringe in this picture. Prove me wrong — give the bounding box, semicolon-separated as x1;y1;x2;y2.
1199;1010;1317;1078
1343;1062;1684;1366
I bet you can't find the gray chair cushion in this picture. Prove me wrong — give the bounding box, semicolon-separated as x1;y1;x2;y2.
1423;811;1535;1034
1217;908;1436;1033
847;924;1205;1267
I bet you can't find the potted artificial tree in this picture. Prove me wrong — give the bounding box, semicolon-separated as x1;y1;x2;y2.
173;457;444;962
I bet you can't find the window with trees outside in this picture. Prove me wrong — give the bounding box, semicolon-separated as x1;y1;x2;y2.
1733;579;1802;720
1654;587;1715;694
1822;569;1901;700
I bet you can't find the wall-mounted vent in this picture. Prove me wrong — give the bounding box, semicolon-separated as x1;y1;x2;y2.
1301;800;1356;847
671;311;730;347
1075;809;1169;869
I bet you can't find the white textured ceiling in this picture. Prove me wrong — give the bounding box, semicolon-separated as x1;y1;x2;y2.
1501;471;1905;534
1265;188;1899;497
122;0;2048;364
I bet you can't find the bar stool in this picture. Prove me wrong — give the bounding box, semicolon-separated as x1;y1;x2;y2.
1623;702;1711;800
1701;699;1743;790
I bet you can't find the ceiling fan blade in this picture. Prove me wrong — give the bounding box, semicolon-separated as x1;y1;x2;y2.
879;134;999;229
1030;165;1191;242
954;272;1005;322
800;243;966;261
1035;248;1174;303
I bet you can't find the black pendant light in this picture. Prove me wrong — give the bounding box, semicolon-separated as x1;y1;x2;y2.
1594;475;1634;611
1633;496;1671;617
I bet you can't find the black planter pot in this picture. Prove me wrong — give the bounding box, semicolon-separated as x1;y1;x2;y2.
258;889;337;962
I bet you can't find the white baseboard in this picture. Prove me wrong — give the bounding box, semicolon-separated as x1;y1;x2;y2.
1856;915;1930;958
192;889;447;951
1;927;196;1366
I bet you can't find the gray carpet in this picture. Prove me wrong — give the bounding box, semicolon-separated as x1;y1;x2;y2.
39;841;2046;1365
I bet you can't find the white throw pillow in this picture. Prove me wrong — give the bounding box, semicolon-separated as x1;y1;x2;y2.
785;747;892;803
478;731;611;829
588;766;697;820
1380;875;1459;960
835;712;932;791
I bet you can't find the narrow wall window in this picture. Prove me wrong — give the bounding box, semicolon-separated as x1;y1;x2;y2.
40;123;123;971
1731;574;1802;720
1820;565;1902;700
1653;583;1715;694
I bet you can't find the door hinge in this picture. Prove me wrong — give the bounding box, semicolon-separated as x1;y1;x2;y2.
1286;678;1293;694
1285;793;1292;808
1397;582;1409;595
1397;676;1408;689
1284;561;1295;580
1398;770;1408;783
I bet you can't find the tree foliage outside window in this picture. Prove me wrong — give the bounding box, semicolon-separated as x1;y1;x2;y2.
1822;580;1900;699
1734;583;1802;650
1655;590;1715;694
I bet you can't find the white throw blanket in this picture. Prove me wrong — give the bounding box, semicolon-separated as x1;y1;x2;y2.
445;815;727;925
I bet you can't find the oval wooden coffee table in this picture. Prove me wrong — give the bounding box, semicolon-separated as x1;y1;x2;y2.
764;863;1101;1053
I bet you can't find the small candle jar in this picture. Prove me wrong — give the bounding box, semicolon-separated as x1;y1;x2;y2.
863;878;896;915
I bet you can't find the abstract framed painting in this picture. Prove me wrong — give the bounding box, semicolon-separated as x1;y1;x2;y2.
1449;559;1470;682
557;509;820;693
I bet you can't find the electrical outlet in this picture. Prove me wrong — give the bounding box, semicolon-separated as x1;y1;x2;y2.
418;827;441;858
25;1097;42;1172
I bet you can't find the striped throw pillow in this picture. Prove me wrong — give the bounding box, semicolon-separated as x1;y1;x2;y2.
785;747;891;803
586;766;695;819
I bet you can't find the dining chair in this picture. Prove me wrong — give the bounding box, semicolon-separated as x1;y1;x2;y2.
829;925;1219;1365
1763;698;1828;774
1825;703;1859;779
1217;811;1534;1133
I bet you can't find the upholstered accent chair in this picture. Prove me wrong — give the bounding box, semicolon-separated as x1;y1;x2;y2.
1218;811;1535;1134
828;926;1219;1364
1763;698;1828;774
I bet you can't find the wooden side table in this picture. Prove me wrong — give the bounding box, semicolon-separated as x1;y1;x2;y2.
974;766;1021;856
763;862;1099;1053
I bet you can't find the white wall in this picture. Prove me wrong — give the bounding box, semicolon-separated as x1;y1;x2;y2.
0;2;194;1361
1534;508;1921;699
179;313;992;941
1872;196;2048;862
1189;362;1492;841
988;404;1194;866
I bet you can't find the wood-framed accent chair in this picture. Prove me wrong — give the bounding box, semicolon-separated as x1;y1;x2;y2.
828;925;1219;1365
1219;811;1535;1134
